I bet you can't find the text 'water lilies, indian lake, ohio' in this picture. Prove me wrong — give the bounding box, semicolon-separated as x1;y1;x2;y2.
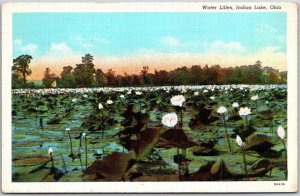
11;84;287;182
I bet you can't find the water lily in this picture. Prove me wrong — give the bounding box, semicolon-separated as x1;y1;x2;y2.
135;91;142;95
236;135;243;147
72;98;77;103
48;147;54;168
203;89;208;93
239;107;251;117
218;106;231;152
98;103;104;110
232;102;239;108
277;126;286;152
170;95;185;107
251;95;258;101
277;126;285;140
210;96;215;100
217;106;227;114
239;107;251;126
82;132;88;169
120;94;125;99
194;91;199;96
98;103;105;139
83;94;88;98
65;128;74;158
161;113;178;128
277;126;287;178
48;147;53;156
106;100;113;105
236;135;248;177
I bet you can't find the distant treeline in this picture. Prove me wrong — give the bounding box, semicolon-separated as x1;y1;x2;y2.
12;54;287;89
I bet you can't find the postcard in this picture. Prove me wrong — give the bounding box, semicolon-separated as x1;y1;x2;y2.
1;2;298;193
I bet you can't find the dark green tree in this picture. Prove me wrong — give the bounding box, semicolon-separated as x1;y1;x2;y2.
73;54;96;87
59;66;75;88
95;68;107;87
13;55;33;84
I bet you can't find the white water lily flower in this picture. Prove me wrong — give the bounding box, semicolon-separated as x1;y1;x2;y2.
65;128;71;132
83;94;88;98
194;91;199;96
106;100;113;105
217;106;227;114
98;103;104;110
239;107;251;117
236;135;243;147
48;147;53;155
203;89;208;93
135;91;142;95
251;95;259;101
72;98;77;102
120;94;125;99
161;113;178;128
82;132;86;138
265;101;269;104
232;102;239;108
277;126;285;139
210;96;215;100
170;95;186;107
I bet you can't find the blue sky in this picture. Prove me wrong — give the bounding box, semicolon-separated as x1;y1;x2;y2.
12;12;287;79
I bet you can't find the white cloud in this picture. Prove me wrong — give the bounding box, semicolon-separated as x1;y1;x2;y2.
161;36;181;47
71;35;109;50
255;24;277;34
50;42;72;56
21;43;38;53
14;39;22;46
204;40;246;54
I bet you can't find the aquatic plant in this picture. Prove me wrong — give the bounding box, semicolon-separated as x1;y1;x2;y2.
236;135;248;178
217;106;231;152
161;113;178;128
48;147;54;168
65;128;74;158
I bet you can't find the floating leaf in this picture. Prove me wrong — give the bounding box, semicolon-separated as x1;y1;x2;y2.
85;151;136;181
159;128;197;149
13;157;50;166
244;134;275;152
133;128;161;160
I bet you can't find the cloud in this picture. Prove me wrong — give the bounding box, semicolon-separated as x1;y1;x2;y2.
71;35;109;50
203;40;246;54
161;36;181;47
14;39;22;46
49;42;72;56
255;24;277;34
21;43;38;53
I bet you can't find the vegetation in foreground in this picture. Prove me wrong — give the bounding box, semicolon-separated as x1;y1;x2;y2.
12;84;287;182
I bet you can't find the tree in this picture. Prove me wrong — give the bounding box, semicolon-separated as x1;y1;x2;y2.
42;68;58;88
140;66;150;85
12;73;23;89
73;54;96;87
59;66;75;88
95;68;107;87
105;69;118;86
13;55;33;84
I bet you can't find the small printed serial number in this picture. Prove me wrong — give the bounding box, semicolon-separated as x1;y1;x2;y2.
274;182;285;186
